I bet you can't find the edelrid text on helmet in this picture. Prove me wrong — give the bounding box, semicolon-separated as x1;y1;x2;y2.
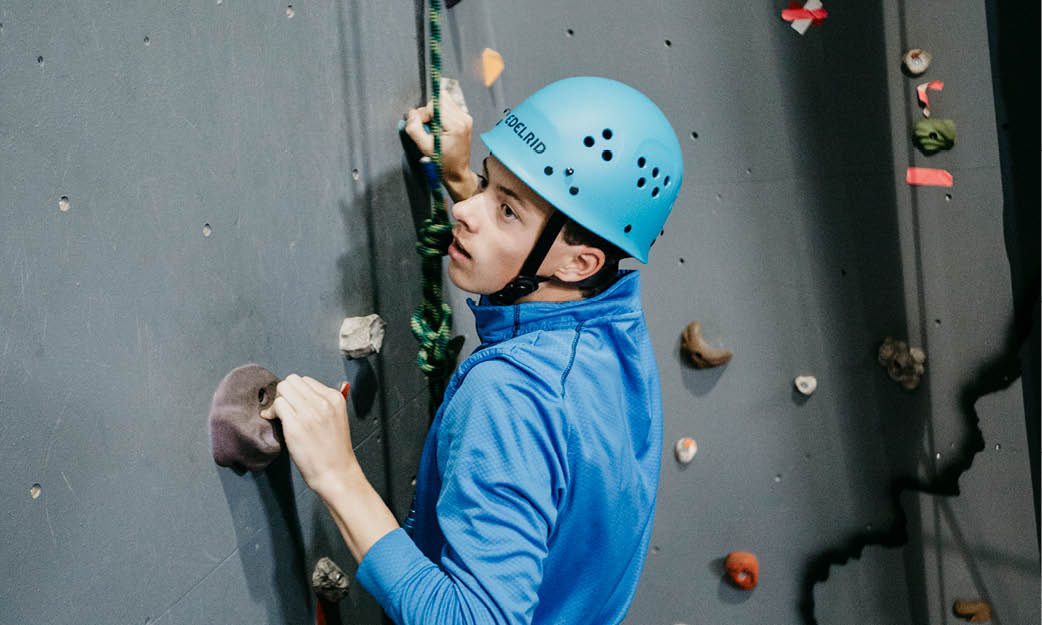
480;76;684;263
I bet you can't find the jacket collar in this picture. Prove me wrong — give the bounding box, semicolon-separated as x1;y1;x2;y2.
467;270;642;346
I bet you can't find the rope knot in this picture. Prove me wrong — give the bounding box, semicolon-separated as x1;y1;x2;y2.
416;217;453;258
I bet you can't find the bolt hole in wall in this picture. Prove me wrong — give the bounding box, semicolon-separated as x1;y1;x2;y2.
566;28;574;37
36;55;43;65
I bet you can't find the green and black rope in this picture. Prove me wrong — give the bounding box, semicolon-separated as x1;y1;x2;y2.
410;0;464;419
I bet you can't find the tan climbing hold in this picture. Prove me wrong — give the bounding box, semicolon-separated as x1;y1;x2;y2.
877;337;926;390
339;314;386;359
481;48;504;87
312;556;350;603
681;320;733;368
953;599;992;622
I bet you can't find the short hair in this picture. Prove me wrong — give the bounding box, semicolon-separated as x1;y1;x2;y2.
559;216;629;298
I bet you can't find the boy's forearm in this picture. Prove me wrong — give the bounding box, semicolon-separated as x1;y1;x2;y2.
443;168;480;203
318;464;400;564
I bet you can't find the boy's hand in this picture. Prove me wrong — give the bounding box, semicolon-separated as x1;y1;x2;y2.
404;87;480;201
260;374;357;496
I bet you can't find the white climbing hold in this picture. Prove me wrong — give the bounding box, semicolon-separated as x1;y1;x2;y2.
902;49;932;75
674;437;698;464
339;314;386;359
794;375;818;396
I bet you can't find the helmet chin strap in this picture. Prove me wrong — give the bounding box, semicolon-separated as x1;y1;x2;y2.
488;210;569;306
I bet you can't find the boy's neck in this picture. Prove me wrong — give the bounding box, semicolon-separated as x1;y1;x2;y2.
514;280;586;304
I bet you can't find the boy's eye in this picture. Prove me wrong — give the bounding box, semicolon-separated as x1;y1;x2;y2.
502;204;517;219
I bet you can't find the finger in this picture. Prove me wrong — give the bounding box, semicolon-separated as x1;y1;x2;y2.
270;396;297;423
300;376;341;405
404;109;435;155
276;376;314;414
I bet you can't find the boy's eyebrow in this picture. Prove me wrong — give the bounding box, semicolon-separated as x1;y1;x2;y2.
483;156;528;210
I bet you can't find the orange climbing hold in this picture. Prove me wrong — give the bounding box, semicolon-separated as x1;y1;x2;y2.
725;552;759;590
481;48;504;87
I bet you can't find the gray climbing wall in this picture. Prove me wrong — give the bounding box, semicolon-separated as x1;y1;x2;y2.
2;2;1036;625
1;2;430;623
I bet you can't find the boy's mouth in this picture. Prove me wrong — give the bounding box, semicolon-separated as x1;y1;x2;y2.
450;236;472;260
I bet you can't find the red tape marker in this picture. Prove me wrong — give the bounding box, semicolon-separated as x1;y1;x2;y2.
907;167;953;187
782;3;828;25
916;81;944;116
339;382;350;398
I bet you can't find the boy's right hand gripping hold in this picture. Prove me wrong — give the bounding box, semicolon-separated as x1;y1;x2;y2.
404;88;481;202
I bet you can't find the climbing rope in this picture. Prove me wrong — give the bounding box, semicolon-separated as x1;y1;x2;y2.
410;0;463;419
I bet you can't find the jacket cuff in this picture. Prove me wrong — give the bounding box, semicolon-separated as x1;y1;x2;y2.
355;528;426;612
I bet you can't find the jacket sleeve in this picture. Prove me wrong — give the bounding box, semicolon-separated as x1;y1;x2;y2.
356;357;568;624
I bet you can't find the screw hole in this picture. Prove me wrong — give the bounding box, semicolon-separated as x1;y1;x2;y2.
37;55;44;64
944;193;952;202
144;36;151;45
203;223;213;237
286;5;295;18
30;484;41;499
58;196;70;212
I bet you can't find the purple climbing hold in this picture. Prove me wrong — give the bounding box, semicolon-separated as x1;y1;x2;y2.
208;363;283;473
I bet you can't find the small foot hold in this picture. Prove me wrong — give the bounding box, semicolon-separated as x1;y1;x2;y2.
903;48;932;75
681;320;733;368
794;375;817;396
674;437;697;464
724;551;759;590
953;599;992;622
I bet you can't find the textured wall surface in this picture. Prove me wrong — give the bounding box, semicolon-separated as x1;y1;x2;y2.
1;1;1035;625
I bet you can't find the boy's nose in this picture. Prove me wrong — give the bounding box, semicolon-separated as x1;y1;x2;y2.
451;193;479;232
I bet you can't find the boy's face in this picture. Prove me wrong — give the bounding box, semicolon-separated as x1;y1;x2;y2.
446;155;557;296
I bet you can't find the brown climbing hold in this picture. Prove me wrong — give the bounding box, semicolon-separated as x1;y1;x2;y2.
312;556;350;603
953;599;992;622
877;337;926;390
681;320;733;368
724;551;759;590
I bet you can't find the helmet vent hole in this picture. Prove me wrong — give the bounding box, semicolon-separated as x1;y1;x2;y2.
624;224;632;233
565;168;574;176
602;150;613;161
602;129;613;140
652;167;660;178
664;176;671;186
544;166;554;175
637;157;646;168
583;136;595;147
569;186;579;195
637;177;646;188
652;187;660;198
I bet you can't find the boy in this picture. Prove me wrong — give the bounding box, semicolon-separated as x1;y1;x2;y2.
263;76;683;624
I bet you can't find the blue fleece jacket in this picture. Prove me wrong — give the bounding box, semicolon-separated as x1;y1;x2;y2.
356;270;663;625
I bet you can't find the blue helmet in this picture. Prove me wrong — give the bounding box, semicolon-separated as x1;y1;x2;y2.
480;76;683;263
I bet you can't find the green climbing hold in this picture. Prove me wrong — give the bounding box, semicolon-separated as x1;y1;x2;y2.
913;118;956;155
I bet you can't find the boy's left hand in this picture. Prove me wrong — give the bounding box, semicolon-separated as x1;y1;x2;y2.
260;374;357;496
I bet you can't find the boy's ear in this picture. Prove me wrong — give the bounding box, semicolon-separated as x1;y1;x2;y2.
553;244;606;283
